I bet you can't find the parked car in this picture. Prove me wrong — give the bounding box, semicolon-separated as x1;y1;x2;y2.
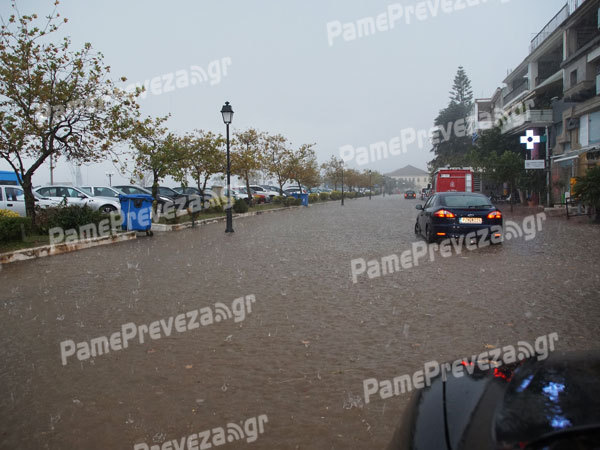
34;185;121;213
0;184;60;216
404;190;416;199
173;186;223;209
283;186;307;195
236;186;268;204
414;192;503;243
79;186;121;199
248;187;269;203
220;187;242;202
250;185;279;200
113;185;175;212
261;185;288;197
155;185;201;210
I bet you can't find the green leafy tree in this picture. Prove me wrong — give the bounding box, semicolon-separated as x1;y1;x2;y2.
178;130;225;202
288;143;318;190
0;2;138;224
264;133;292;194
232;128;264;204
129;116;182;204
321;156;343;190
490;151;524;212
573;165;600;221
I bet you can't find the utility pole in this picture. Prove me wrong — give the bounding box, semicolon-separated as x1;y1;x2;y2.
545;126;551;207
49;154;54;185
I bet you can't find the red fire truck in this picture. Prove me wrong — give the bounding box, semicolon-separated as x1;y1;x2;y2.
432;167;476;193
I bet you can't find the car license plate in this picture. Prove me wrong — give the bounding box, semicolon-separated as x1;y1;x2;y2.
459;217;482;224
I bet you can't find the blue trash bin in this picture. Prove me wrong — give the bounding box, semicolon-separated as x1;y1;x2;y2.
291;193;309;206
119;194;154;235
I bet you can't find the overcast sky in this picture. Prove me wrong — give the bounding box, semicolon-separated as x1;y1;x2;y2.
1;0;566;187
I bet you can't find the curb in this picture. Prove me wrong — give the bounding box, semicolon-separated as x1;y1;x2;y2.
0;232;137;265
151;205;304;232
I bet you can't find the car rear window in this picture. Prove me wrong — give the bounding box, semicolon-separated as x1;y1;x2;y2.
440;195;491;208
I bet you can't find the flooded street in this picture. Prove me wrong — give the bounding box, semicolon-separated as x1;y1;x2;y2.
1;195;600;449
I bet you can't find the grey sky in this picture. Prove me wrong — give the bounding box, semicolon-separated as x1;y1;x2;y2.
1;0;566;186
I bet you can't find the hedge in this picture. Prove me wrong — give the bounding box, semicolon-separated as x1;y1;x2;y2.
0;216;32;243
233;198;249;213
35;205;109;235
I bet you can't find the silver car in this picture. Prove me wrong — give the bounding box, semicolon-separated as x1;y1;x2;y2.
79;186;122;199
34;185;121;213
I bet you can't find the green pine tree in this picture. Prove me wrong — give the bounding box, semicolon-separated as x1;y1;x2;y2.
449;66;473;107
429;66;475;170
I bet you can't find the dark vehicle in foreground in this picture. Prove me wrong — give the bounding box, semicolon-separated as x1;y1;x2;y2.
388;350;600;450
415;192;502;243
404;190;416;199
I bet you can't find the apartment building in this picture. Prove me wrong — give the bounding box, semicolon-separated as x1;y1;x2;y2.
469;0;599;204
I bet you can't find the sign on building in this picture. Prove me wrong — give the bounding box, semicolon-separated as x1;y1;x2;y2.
525;160;545;169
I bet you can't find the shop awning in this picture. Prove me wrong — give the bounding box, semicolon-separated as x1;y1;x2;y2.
552;145;598;163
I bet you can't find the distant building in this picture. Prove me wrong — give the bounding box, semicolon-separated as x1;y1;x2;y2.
385;165;429;190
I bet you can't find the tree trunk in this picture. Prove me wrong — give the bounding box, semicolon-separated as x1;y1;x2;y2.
196;172;205;211
152;170;160;215
245;172;252;205
21;175;37;226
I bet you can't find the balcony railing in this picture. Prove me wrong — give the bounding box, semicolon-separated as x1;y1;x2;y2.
503;81;529;105
530;5;569;53
568;0;587;14
501;109;553;134
529;0;588;54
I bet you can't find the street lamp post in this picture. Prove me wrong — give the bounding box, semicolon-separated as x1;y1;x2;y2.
105;171;114;186
369;170;372;200
221;101;234;233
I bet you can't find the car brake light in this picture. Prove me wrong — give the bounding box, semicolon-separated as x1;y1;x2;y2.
434;209;455;218
487;211;502;219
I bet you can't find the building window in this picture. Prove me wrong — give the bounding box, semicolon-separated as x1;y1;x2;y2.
580;114;589;146
570;69;578;87
590;111;600;144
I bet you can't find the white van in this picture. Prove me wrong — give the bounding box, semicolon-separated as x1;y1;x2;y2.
0;185;59;217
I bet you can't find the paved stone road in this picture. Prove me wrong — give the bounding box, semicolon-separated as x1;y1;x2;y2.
1;195;599;449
